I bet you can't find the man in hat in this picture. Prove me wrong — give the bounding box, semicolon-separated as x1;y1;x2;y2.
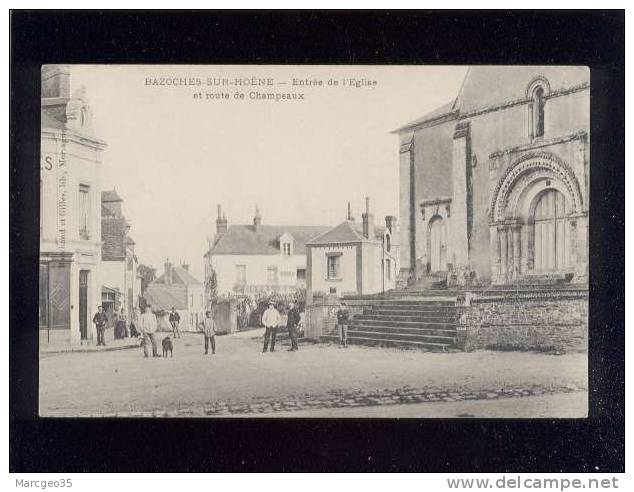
169;307;181;339
261;301;281;353
201;309;217;355
140;304;160;358
336;301;350;348
286;301;301;351
92;305;108;346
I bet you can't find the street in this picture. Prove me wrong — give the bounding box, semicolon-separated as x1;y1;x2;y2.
39;330;588;417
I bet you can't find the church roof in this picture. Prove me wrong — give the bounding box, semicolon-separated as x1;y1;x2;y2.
153;266;202;286
393;100;458;133
393;66;590;134
307;220;386;245
210;225;330;255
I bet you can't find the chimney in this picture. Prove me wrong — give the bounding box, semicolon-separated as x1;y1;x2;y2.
164;259;173;286
253;206;262;232
362;196;375;239
347;202;354;221
385;215;397;234
216;204;228;235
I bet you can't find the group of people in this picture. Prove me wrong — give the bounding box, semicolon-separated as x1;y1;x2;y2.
91;305;141;346
260;301;301;352
91;297;349;355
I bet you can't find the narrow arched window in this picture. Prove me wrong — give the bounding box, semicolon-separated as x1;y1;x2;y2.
532;86;545;138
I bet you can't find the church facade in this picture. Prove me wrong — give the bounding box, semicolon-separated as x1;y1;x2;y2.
395;66;589;286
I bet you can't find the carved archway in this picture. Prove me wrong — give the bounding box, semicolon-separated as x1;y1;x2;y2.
489;151;584;284
490;151;583;223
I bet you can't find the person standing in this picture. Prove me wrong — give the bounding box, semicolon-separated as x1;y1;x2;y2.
129;307;140;338
168;307;181;339
200;309;216;355
336;301;350;348
115;308;127;340
261;302;281;353
121;308;130;338
92;305;108;346
286;301;301;352
140;305;159;358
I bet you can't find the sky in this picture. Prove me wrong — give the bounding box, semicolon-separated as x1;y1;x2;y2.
71;65;468;280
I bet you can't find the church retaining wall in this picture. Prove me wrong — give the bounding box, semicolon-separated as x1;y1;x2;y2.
458;291;588;353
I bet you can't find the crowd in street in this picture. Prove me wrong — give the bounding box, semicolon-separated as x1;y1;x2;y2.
91;299;352;356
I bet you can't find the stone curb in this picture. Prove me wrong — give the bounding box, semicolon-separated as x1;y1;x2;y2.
74;384;585;418
40;343;140;355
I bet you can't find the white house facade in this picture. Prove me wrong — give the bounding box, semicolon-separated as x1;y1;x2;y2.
39;65;107;347
306;199;400;301
204;205;329;300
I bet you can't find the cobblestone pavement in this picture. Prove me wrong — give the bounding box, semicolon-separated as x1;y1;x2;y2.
40;331;587;418
110;385;585;418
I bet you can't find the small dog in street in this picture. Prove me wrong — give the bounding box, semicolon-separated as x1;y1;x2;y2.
162;336;173;358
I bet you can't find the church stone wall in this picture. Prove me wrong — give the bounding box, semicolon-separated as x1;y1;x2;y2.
458;294;588;353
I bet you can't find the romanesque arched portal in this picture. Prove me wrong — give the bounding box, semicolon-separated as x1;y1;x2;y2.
489;151;586;284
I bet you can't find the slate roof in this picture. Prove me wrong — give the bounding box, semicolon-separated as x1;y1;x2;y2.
144;286;187;311
153;266;202;286
393;100;458;133
102;189;123;202
210;225;330;255
393;66;590;134
307;220;386;245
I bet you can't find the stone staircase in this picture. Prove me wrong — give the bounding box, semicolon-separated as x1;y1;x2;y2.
323;299;460;351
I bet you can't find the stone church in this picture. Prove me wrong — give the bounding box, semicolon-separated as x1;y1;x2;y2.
395;66;589;287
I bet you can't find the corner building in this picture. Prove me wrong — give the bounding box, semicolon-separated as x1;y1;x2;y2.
39;65;107;346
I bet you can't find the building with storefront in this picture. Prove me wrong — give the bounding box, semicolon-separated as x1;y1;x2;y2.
39;65;107;346
395;66;589;287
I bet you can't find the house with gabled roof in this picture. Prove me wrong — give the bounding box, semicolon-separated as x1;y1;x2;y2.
204;205;330;299
144;260;205;331
99;189;141;324
306;198;400;301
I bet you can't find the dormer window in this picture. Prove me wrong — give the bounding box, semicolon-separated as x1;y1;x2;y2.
279;232;294;256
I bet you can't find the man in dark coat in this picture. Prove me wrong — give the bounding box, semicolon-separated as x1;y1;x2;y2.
92;305;108;346
169;307;181;339
286;301;301;351
336;301;350;348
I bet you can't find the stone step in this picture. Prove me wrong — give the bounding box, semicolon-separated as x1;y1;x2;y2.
321;334;452;351
350;324;457;337
367;306;457;314
368;299;456;306
360;312;459;322
348;329;456;345
351;318;456;329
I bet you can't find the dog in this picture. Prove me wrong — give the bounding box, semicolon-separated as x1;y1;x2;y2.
162;336;174;358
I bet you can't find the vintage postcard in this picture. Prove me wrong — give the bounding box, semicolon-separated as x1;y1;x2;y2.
38;64;589;418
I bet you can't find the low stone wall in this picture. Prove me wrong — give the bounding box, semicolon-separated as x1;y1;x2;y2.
459;291;588;353
304;296;371;339
214;299;238;334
